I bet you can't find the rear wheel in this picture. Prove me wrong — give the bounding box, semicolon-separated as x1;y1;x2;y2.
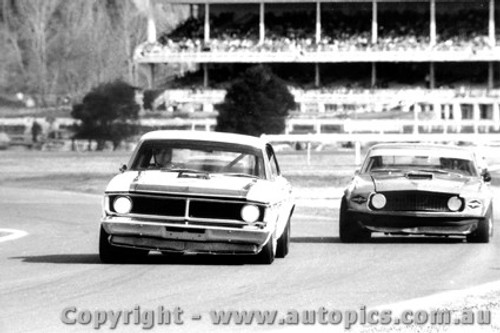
99;226;148;263
339;197;371;243
276;217;291;258
467;206;493;243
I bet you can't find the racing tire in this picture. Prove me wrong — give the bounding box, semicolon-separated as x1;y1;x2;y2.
255;236;275;265
99;226;148;263
276;217;291;258
339;197;371;243
467;205;493;243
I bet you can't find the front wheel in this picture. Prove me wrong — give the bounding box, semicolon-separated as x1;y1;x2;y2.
339;197;371;243
255;235;276;265
99;226;148;263
467;206;493;243
276;218;291;258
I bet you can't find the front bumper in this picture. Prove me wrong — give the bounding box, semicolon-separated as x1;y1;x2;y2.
101;217;270;255
349;211;483;236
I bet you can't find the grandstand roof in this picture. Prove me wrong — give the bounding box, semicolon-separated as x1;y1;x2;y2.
159;0;474;4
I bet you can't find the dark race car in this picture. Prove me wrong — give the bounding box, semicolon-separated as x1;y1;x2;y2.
340;143;493;243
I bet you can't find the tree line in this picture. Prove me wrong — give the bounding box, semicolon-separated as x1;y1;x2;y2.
0;0;185;105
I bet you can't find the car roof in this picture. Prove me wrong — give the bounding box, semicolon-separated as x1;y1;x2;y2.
139;130;269;150
367;143;476;159
369;143;471;151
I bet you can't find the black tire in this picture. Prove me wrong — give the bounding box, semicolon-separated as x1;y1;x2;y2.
276;218;291;258
99;226;148;263
255;236;275;265
339;197;371;243
467;205;493;243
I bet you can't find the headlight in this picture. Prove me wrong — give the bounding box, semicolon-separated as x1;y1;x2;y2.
113;196;132;214
371;193;387;210
447;196;463;212
241;204;260;223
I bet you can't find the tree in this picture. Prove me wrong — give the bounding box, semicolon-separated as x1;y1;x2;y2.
215;65;296;137
71;80;140;150
142;89;162;110
0;0;188;101
1;0;59;96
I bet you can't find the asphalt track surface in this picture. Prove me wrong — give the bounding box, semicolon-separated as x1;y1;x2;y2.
1;187;500;332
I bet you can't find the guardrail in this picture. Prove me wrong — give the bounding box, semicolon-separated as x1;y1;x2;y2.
285;119;500;134
262;133;500;143
262;133;500;165
2;117;500;137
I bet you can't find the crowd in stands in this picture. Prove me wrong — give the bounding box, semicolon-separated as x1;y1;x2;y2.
435;9;489;50
148;8;494;56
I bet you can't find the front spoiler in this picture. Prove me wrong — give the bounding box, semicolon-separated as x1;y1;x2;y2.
349;211;482;236
101;217;270;255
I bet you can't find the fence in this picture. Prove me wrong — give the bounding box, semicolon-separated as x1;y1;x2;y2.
262;132;500;165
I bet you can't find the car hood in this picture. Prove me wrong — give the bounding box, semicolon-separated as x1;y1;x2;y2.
371;172;482;194
105;171;278;203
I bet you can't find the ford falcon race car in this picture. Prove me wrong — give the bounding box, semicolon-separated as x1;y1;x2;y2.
340;143;493;243
99;131;294;264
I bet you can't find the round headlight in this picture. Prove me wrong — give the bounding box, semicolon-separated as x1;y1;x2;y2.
113;196;132;214
371;193;387;210
447;196;463;212
241;204;260;223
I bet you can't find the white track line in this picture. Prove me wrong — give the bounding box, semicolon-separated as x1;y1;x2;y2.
0;229;28;243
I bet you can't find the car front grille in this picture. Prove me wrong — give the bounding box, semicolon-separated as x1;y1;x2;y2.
378;191;457;212
108;193;264;222
189;200;245;220
131;196;186;217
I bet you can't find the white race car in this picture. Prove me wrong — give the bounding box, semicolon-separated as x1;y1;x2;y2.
100;130;294;264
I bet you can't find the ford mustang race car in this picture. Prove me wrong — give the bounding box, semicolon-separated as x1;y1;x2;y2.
99;131;294;264
340;143;493;243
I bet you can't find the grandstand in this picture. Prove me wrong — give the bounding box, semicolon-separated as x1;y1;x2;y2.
134;0;500;134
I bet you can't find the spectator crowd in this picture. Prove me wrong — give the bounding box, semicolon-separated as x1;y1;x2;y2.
144;9;492;55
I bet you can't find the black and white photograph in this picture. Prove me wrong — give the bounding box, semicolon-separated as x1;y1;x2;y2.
1;0;500;332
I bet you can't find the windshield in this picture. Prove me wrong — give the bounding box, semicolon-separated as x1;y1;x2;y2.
362;154;478;177
130;140;265;178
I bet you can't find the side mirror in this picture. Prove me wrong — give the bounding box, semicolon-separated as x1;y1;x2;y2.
354;169;360;176
483;170;492;183
119;164;127;173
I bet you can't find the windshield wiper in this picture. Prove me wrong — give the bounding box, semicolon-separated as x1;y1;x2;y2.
415;168;450;174
167;167;206;173
162;167;209;175
370;168;403;173
218;172;259;178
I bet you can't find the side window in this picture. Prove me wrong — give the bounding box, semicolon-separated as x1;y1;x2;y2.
266;145;280;179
